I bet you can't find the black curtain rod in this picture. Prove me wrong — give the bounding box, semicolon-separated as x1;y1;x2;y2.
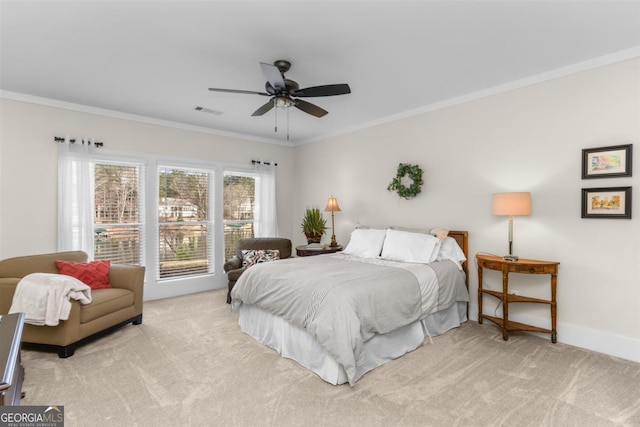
252;159;277;166
54;136;104;147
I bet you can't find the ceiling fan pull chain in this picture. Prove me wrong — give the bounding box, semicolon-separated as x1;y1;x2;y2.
287;107;290;141
274;100;278;133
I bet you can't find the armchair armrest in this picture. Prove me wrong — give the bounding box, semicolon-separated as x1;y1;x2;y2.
108;264;145;316
0;278;20;314
223;257;242;273
108;264;145;292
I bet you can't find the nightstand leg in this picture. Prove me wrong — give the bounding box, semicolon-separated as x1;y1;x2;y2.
502;271;509;341
477;267;483;324
551;273;558;343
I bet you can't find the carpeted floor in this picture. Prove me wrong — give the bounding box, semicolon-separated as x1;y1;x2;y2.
20;289;640;427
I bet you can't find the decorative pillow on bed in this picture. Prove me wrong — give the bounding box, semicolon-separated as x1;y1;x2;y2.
55;260;111;290
242;249;280;268
381;228;440;263
343;228;387;258
430;227;450;241
437;237;467;270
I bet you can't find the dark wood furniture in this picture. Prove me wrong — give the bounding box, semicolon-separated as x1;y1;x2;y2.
0;312;25;406
476;254;559;343
295;245;343;257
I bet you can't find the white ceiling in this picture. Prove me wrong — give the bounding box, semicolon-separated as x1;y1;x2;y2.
1;1;639;145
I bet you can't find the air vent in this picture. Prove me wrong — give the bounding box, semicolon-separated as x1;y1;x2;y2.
194;106;222;115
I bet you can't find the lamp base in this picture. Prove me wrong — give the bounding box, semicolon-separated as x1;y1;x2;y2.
503;255;519;261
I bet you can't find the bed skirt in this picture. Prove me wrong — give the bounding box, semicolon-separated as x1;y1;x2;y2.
238;301;468;385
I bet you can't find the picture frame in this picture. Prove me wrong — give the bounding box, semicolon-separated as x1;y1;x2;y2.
581;187;632;219
582;144;632;179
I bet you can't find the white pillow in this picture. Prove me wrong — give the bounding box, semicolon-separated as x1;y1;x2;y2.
437;236;467;270
343;228;387;258
381;228;440;263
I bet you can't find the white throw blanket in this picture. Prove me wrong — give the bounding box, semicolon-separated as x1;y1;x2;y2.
9;273;92;326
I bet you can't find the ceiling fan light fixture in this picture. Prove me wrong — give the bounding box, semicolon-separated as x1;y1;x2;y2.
274;96;293;108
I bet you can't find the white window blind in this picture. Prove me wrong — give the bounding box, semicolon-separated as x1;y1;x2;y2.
93;162;145;265
158;166;214;279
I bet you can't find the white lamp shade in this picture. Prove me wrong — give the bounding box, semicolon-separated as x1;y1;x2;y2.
493;192;531;216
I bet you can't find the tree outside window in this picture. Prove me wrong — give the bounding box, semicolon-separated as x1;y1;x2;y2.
94;164;142;265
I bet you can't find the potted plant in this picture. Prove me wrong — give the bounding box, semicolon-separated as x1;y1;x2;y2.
300;207;327;244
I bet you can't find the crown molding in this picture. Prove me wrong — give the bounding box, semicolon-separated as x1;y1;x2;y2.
300;46;640;145
0;90;290;147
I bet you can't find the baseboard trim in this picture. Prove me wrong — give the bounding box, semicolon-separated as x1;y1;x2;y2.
468;304;639;363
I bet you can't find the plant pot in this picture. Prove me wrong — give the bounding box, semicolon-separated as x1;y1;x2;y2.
305;233;322;244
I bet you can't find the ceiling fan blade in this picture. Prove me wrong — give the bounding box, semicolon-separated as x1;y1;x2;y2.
260;62;286;91
293;99;328;117
293;84;351;97
208;88;269;96
251;100;275;117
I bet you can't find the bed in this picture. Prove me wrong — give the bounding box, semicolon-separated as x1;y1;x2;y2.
230;228;469;386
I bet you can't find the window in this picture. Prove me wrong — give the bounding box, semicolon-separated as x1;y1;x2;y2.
59;144;276;297
94;163;144;265
158;166;214;279
223;172;256;260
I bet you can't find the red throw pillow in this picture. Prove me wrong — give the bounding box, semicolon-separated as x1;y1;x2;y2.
55;260;111;290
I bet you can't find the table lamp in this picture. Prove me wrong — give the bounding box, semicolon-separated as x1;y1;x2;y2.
492;192;531;261
324;196;341;247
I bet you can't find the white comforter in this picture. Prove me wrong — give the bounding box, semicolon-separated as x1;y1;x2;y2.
230;253;467;386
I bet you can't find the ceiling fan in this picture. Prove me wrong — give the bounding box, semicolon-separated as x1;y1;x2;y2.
208;60;351;119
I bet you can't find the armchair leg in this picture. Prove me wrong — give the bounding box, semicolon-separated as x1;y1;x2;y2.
132;314;143;325
227;281;236;304
58;345;75;358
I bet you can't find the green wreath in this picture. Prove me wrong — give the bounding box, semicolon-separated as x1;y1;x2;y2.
387;163;424;200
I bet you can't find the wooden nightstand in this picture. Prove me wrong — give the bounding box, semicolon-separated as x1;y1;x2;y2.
476;253;559;343
296;245;343;257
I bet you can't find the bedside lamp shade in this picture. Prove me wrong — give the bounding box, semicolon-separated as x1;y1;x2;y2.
493;192;531;216
492;192;531;260
325;196;341;247
324;197;341;213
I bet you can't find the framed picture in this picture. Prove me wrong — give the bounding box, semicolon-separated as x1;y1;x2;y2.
582;144;632;179
581;187;632;219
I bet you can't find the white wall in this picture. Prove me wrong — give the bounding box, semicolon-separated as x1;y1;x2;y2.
0;99;295;299
1;58;638;362
293;58;640;362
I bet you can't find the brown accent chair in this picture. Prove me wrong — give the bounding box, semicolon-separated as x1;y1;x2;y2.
0;251;145;358
223;237;292;303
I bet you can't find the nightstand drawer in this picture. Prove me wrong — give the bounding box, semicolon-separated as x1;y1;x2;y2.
477;260;504;271
508;264;556;274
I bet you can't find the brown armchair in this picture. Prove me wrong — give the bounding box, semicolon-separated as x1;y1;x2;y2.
223;237;292;303
0;251;145;357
